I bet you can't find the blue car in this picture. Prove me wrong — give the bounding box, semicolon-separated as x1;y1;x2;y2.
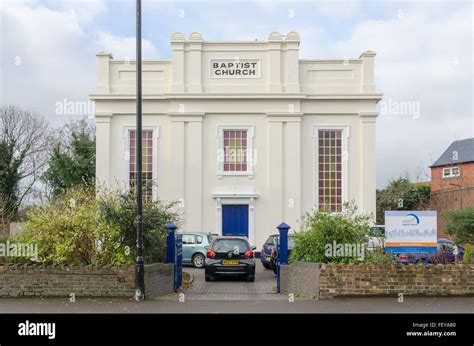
182;232;216;268
397;239;464;265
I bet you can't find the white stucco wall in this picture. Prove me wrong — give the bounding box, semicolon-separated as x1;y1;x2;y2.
91;32;382;248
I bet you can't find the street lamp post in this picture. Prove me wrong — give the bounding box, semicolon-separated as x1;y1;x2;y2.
135;0;145;301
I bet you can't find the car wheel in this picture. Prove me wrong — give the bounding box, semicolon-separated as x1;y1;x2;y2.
262;262;271;270
246;275;255;282
192;253;205;268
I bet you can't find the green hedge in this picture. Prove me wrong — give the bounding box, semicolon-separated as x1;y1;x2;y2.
13;186;180;265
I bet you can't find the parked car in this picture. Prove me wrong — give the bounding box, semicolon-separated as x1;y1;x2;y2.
205;236;256;282
263;235;295;274
182;232;216;268
396;238;464;264
260;234;278;269
365;225;385;251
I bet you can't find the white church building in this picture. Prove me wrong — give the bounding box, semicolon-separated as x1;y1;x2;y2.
91;32;382;248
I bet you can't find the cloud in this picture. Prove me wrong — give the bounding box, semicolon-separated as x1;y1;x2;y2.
95;32;159;59
307;3;473;186
0;0;158;125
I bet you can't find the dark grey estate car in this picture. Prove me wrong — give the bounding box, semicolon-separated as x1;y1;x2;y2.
204;236;256;282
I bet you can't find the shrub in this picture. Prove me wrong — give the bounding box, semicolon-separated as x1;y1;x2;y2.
16;186;180;265
98;189;180;264
17;186;127;265
463;244;472;265
290;201;374;264
443;207;474;244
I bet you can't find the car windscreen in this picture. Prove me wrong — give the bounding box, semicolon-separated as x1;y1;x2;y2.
369;227;385;237
212;239;249;253
288;238;295;248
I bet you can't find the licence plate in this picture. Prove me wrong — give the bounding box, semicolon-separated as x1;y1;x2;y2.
223;260;239;265
266;256;271;261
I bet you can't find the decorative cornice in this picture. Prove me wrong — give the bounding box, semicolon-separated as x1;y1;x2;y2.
90;93;383;101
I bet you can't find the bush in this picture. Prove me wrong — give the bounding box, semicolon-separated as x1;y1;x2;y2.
17;186;127;265
16;186;180;265
463;244;472;264
98;189;180;264
376;177;431;224
290;201;374;264
444;207;474;244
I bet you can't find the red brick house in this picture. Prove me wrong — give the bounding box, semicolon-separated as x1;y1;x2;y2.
430;138;474;238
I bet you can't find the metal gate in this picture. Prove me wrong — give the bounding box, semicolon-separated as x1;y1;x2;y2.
166;223;183;292
275;223;290;293
174;232;183;292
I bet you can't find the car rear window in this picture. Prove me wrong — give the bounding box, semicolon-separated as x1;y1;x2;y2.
212;239;249;252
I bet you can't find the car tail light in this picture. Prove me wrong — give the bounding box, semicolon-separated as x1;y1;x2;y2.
399;254;408;260
244;249;254;258
206;249;216;258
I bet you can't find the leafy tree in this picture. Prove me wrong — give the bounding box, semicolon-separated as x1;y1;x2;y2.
376;177;431;224
42;119;95;197
443;207;474;244
0;106;49;231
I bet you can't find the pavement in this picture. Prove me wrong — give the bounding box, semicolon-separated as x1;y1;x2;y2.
177;260;283;300
0;296;473;313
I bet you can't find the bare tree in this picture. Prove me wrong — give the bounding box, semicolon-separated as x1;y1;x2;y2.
0;105;50;225
0;195;15;236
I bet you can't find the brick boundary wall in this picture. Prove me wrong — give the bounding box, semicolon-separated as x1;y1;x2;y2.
144;263;174;298
281;262;474;299
0;263;174;298
280;262;320;299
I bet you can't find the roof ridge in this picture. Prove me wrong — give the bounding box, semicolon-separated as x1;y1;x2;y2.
452;137;474;143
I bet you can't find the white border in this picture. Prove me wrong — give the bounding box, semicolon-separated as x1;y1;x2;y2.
312;125;350;211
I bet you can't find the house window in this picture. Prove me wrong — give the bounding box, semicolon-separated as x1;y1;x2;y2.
223;130;248;172
129;129;154;200
217;126;254;176
442;166;460;178
318;129;342;212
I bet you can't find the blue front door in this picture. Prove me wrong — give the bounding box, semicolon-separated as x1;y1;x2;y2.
222;204;249;237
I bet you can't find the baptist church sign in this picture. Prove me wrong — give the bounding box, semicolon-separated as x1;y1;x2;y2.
210;59;260;78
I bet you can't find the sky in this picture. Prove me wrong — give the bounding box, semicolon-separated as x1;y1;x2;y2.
1;0;473;188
